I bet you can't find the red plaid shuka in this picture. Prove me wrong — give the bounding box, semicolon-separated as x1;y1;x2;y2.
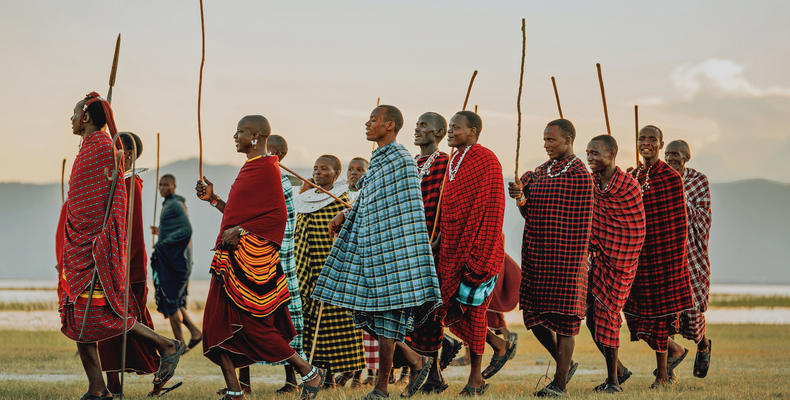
679;168;711;343
363;332;379;370
519;155;593;336
59;130;137;343
587;167;645;348
406;151;449;354
438;144;505;354
624;160;693;351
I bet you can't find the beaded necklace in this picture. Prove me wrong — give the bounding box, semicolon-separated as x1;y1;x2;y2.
415;150;440;180
448;145;472;182
546;155;576;178
636;161;655;193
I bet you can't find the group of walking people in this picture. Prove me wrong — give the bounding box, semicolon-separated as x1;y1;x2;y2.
56;91;712;399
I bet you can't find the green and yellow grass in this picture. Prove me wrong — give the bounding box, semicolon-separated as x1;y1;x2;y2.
0;324;787;399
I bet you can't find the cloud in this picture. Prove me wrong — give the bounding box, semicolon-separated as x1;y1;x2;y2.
671;59;790;99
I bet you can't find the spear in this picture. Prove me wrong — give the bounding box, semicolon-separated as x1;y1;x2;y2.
474;104;478;114
429;69;479;243
279;164;352;208
152;133;160;247
197;0;206;182
515;18;526;180
107;34;121;104
634;105;640;166
596;63;611;135
61;158;66;204
551;76;563;118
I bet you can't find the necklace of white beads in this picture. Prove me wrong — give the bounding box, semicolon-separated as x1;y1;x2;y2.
448;145;472;182
546;155;576;178
415;150;440;180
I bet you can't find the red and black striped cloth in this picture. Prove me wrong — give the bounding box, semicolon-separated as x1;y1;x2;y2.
519;155;593;336
587;167;645;348
438;144;505;354
59;129;136;343
407;151;449;354
624;159;693;351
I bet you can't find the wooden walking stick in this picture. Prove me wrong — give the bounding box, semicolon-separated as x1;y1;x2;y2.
61;158;66;204
551;76;563;118
429;69;479;243
107;34;121;104
596;63;611;135
474;104;478;114
279;164;352;208
634;105;640;166
197;0;206;182
308;302;324;364
152;133;160;247
515;18;526;180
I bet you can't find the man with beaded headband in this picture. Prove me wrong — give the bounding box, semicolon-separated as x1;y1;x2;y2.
58;92;184;399
437;111;506;396
624;125;693;388
585;134;646;393
664;139;713;379
509;118;593;396
314;105;442;399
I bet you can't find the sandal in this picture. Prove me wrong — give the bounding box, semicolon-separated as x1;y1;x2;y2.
592;382;622;393
420;380;449;394
693;339;712;378
149;381;182;397
300;367;326;400
217;383;251;395
653;347;688;377
482;335;517;379
362;388;390;399
80;389;113;400
507;332;518;360
439;337;463;370
459;382;489;396
566;361;579;384
401;356;433;398
151;340;186;395
535;382;567;397
617;367;633;385
275;382;298;394
187;335;203;351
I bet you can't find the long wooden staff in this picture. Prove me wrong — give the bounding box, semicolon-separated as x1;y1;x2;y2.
308;303;324;363
429;69;478;243
634;105;639;166
197;0;206;182
474;104;478;114
152;133;160;247
119;138;139;400
61;158;66;204
107;34;121;104
279;164;352;208
514;18;526;180
551;76;563;118
596;63;611;135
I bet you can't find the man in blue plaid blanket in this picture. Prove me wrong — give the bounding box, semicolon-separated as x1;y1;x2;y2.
313;105;443;399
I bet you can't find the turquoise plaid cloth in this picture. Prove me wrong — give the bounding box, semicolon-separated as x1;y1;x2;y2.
261;172;304;364
313;142;442;317
456;275;498;307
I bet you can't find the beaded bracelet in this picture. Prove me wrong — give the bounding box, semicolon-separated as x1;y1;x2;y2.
210;196;221;207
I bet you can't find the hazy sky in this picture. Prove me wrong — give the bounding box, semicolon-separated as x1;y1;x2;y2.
2;0;788;183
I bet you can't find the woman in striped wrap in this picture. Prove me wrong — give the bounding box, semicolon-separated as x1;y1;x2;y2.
295;155;365;381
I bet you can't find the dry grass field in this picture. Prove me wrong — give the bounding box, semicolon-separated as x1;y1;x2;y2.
0;323;787;399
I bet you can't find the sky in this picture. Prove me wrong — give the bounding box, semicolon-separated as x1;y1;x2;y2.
1;0;789;184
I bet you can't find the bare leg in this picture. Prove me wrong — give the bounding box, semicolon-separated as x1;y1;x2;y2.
375;338;396;395
486;329;507;357
285;352;322;391
285;365;298;387
655;351;670;383
530;325;558;361
594;341;627;380
129;321;177;356
667;338;686;359
180;308;202;341
218;352;242;392
77;342;107;396
168;312;184;343
238;366;250;390
424;350;443;384
602;346;619;385
468;352;484;388
106;372;120;394
552;334;575;391
697;335;710;351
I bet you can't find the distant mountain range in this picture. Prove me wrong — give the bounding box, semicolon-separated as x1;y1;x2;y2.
2;158;787;284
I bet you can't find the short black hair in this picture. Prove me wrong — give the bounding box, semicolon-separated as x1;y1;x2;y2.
378;105;403;133
641;125;663;141
119;132;143;159
547;118;575;141
454;111;482;135
241;115;271;137
317;154;342;173
160;174;176;185
667;139;691;159
85;100;107;129
349;157;369;167
420;112;448;139
268;134;288;157
590;134;618;156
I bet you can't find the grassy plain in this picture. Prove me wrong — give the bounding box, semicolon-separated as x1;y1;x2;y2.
0;324;787;399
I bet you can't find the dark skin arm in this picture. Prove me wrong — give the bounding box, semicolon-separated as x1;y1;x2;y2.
195;176;241;248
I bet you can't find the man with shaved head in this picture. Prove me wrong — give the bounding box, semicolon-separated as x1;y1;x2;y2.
313;105;443;398
585;134;645;393
624;125;694;388
665;140;713;379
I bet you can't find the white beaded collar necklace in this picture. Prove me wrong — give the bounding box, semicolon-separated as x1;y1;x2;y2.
448;145;472;182
546;155;577;178
415;150;440;180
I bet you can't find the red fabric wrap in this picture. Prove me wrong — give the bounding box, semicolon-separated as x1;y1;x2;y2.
683;168;712;312
489;252;521;313
417;152;449;236
59;130;135;342
624;160;693;318
125;176;147;283
589;167;646;317
98;281;159;373
438;144;505;354
518;155;593;320
216;156;286;249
